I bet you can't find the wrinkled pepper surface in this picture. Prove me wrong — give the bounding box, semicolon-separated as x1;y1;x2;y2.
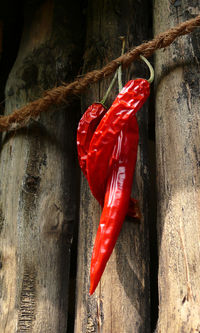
77;102;140;218
89;117;139;294
77;78;150;295
77;103;107;177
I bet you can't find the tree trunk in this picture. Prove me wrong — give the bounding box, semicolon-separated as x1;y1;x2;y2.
154;1;200;332
0;0;83;331
75;1;152;332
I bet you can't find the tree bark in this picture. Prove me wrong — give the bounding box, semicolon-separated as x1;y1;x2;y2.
154;1;200;332
75;1;152;332
0;0;83;332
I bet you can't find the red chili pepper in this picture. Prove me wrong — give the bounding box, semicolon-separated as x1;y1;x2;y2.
77;101;140;218
77;103;107;177
89;117;139;295
87;78;150;294
87;79;150;206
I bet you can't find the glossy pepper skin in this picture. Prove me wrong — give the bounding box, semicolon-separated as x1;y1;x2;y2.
77;101;140;218
77;103;107;177
87;79;150;205
87;78;150;294
89;117;139;295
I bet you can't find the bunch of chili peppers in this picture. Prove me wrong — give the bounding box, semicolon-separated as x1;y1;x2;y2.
77;54;154;295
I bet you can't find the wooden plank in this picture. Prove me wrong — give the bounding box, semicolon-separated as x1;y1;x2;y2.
154;2;200;332
0;0;83;331
75;1;152;332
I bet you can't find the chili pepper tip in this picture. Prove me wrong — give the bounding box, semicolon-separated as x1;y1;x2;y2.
89;281;96;295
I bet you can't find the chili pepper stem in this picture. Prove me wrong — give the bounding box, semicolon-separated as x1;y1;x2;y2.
118;66;123;92
101;37;126;105
100;70;118;106
118;37;126;92
140;55;154;83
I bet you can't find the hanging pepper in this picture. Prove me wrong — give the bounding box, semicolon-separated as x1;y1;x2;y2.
77;101;140;218
86;79;150;205
76;68;118;178
77;53;154;295
77;102;107;177
88;78;150;295
89;116;139;294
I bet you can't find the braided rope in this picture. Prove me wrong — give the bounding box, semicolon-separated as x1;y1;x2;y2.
1;14;200;132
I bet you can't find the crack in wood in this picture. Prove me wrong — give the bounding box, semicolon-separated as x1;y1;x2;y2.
178;225;194;302
86;316;95;333
17;264;37;332
0;204;5;235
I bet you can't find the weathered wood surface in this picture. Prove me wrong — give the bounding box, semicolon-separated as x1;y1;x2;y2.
0;0;82;331
154;1;200;332
74;1;152;332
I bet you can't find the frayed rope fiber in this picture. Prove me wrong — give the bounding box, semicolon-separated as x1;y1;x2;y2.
1;14;200;132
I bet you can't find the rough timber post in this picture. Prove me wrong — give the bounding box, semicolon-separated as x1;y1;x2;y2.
0;0;83;331
154;1;200;332
75;0;152;332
